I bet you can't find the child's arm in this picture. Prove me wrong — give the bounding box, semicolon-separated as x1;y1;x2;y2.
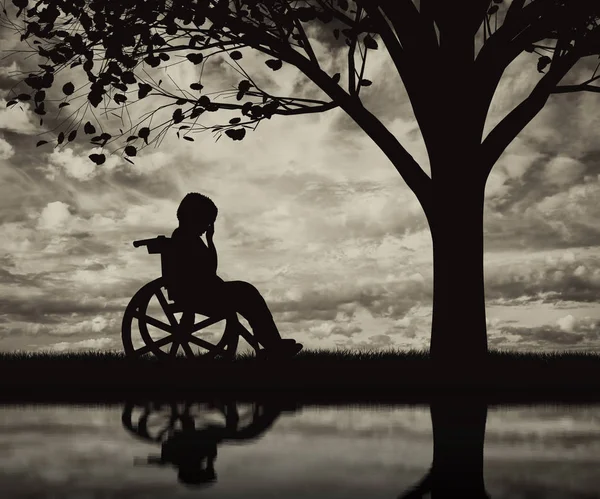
206;224;218;273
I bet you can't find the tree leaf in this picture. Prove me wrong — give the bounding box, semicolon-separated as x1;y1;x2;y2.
332;73;341;83
190;107;204;119
89;153;106;165
57;132;65;145
58;102;70;108
363;35;378;50
138;83;152;99
225;128;246;141
88;91;103;107
124;145;137;156
190;83;204;91
537;55;552;73
265;59;283;71
183;136;194;141
84;121;96;134
114;93;127;104
17;93;31;101
144;55;161;67
488;5;499;15
121;71;136;84
36;140;48;147
126;135;138;141
360;79;372;86
138;127;150;144
123;156;135;165
186;53;204;64
172;108;184;124
68;130;77;142
62;82;75;95
230;50;243;60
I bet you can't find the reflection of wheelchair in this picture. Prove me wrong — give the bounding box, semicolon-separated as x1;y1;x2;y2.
121;236;265;359
122;400;300;487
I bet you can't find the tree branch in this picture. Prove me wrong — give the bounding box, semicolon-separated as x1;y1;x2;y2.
292;16;319;66
480;54;579;179
552;83;600;94
214;9;431;209
373;0;438;53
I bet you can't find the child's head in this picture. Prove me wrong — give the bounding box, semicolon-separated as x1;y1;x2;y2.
177;192;218;233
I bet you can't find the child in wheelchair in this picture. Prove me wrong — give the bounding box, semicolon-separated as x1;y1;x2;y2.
167;192;303;358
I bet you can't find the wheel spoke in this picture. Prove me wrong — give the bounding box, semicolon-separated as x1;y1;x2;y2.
169;341;179;357
153;335;176;349
190;315;227;333
133;311;173;333
156;288;178;327
238;323;259;349
180;341;195;358
188;335;217;351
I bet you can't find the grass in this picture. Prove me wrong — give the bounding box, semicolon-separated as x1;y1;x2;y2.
1;348;600;404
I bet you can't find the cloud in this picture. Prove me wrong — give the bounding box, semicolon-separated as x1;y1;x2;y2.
42;337;117;352
36;201;72;231
0;98;39;134
486;247;600;305
556;314;576;332
0;134;14;159
488;315;600;351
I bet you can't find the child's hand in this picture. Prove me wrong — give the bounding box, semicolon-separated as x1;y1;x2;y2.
206;223;215;239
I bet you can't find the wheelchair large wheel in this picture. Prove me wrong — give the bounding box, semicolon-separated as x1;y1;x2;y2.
121;401;265;443
121;277;246;359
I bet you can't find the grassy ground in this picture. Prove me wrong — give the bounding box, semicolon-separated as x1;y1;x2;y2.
1;349;600;404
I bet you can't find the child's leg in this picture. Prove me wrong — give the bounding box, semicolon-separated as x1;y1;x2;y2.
218;280;282;348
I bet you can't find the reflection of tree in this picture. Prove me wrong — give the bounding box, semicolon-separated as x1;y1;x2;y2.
123;400;298;487
399;400;490;499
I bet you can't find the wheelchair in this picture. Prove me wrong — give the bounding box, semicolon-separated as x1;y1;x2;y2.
121;235;264;359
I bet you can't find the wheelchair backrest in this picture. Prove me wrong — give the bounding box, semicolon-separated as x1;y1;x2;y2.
133;236;177;298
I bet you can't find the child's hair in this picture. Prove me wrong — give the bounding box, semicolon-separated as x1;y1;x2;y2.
177;192;218;225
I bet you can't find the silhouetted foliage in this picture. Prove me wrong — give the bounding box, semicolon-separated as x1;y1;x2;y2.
4;0;600;365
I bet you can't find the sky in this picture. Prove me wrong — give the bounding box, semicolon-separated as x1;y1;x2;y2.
0;3;599;354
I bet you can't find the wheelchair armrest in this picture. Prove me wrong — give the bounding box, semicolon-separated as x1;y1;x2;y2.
133;235;171;254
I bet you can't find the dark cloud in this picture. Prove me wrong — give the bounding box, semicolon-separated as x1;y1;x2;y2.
270;279;430;325
492;319;600;349
0;296;123;323
486;257;600;304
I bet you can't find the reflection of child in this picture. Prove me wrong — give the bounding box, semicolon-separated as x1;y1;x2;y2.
168;192;302;357
146;402;284;487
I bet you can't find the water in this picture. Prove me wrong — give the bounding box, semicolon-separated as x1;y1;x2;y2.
0;403;599;498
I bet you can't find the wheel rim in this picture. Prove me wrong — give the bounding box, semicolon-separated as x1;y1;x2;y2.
122;401;268;443
122;278;239;358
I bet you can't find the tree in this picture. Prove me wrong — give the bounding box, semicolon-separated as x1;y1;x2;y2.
4;0;600;368
398;401;490;498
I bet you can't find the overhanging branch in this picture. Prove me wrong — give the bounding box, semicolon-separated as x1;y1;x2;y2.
552;83;600;94
480;53;579;179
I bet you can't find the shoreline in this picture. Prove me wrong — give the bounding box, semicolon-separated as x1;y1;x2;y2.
1;350;600;404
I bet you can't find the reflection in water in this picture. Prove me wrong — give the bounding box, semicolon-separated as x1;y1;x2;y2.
121;399;490;496
122;401;299;487
1;402;600;497
399;400;490;498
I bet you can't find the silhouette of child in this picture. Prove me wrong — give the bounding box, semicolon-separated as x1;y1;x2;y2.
168;192;303;357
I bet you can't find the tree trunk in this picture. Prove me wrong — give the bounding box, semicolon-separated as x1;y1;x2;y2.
430;400;490;498
427;177;488;369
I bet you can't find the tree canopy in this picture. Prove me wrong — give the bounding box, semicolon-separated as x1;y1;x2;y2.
2;0;598;206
